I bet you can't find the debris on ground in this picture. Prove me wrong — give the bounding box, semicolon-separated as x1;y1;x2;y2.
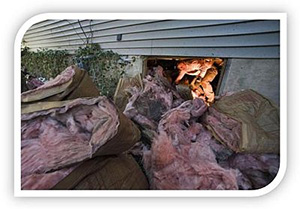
227;153;280;189
123;65;184;142
113;73;143;112
143;100;238;190
52;154;149;190
21;65;100;103
20;63;280;190
21;93;143;190
123;66;279;190
203;89;280;154
21;68;44;92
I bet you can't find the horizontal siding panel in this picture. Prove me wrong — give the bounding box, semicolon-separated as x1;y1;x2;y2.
28;32;279;49
24;20;160;39
112;46;280;58
26;20;77;35
24;20;162;41
25;20;278;46
28;35;116;47
25;21;247;45
25;20;248;42
28;20;61;31
24;20;280;58
101;32;279;48
121;20;279;41
29;45;279;58
25;20;113;36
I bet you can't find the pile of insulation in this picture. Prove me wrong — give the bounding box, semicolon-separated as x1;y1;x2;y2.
121;68;280;190
20;65;280;190
124;66;184;142
21;66;148;190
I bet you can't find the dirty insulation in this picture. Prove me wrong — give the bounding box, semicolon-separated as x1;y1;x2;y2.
20;63;280;190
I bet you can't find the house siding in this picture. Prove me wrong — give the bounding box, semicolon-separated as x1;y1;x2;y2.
23;19;280;58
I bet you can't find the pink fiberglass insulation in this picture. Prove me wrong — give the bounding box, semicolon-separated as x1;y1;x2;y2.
21;66;76;102
124;66;184;132
21;97;121;189
228;153;279;189
144;99;238;190
21;166;77;190
204;107;242;151
26;77;44;90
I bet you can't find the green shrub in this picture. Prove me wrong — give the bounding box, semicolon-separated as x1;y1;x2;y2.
21;48;71;79
74;44;125;98
21;44;126;98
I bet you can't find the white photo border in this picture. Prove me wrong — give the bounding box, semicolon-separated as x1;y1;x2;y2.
14;13;287;197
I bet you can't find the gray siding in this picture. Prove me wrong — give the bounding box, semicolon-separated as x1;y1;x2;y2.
23;19;280;58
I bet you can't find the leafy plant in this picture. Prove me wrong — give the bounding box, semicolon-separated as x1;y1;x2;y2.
21;48;71;79
73;44;125;98
21;43;126;98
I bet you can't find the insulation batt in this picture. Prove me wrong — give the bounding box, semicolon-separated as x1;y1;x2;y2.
21;97;122;189
204;107;242;151
124;66;183;139
124;67;279;190
26;77;44;90
21;66;75;101
21;166;77;190
143;99;238;190
204;89;280;154
228;153;279;189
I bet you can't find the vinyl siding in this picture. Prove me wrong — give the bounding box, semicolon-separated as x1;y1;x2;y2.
23;19;280;58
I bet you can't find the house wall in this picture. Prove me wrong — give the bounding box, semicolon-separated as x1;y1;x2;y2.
23;19;280;58
23;19;281;104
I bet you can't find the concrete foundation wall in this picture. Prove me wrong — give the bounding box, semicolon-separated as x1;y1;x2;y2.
219;59;280;106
